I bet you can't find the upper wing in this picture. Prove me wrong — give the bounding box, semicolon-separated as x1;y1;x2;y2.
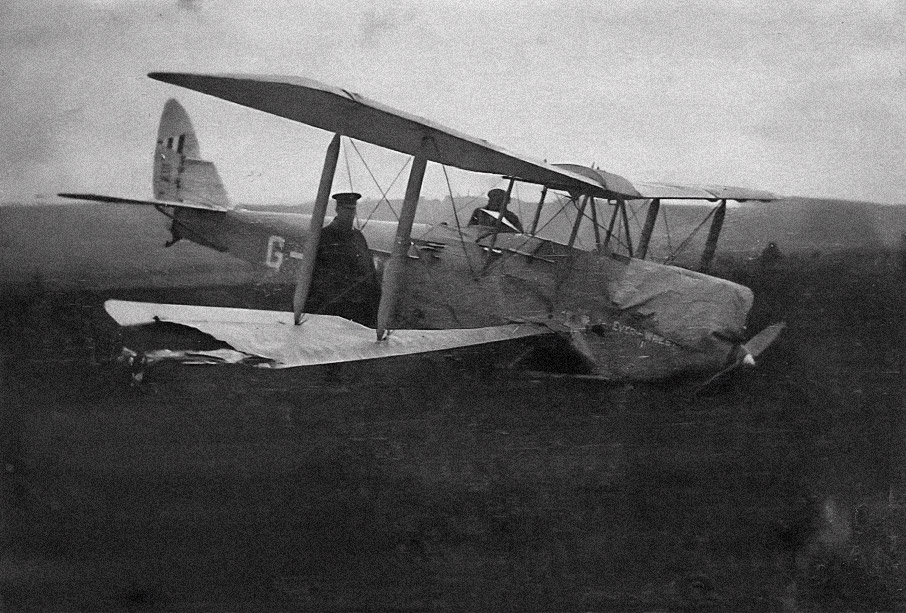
147;73;777;203
147;72;641;200
632;182;778;202
58;192;231;213
553;165;778;202
105;300;550;368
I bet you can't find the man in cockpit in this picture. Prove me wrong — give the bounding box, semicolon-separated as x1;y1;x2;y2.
468;188;523;233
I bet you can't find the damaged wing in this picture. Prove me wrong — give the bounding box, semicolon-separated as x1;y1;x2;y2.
105;300;549;368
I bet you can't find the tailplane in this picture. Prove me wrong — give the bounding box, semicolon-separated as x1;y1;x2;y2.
154;99;232;209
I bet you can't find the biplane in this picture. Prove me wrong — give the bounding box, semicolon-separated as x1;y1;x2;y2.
60;72;786;382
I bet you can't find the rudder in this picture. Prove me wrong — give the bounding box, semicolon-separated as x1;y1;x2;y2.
154;99;232;209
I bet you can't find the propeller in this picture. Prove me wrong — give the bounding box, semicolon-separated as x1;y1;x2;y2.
697;322;786;393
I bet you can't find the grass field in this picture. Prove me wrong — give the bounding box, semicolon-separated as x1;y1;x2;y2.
1;254;905;611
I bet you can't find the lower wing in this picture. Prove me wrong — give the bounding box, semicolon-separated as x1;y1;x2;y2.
104;300;549;368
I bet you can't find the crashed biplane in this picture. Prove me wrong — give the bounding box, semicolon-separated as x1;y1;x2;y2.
62;72;785;381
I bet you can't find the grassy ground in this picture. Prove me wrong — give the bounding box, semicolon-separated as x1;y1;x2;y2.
1;254;905;611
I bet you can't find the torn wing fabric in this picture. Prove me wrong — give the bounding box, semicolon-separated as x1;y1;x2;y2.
605;257;753;350
139;348;258;366
104;300;548;368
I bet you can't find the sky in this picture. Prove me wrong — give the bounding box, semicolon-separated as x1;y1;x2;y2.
1;0;904;205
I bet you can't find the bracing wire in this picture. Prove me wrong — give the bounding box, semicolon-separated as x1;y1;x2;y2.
348;139;410;227
448;191;485;229
628;201;644;231
529;190;572;238
341;137;354;192
512;181;523;221
503;190;573;256
460;181;558;278
663;205;716;264
440;164;476;276
570;198;637;254
662;205;674;256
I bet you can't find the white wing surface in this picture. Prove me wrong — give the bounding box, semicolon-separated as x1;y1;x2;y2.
105;300;549;368
632;182;777;201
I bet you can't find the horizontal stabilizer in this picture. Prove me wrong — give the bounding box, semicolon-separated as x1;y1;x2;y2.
104;300;549;368
58;192;230;213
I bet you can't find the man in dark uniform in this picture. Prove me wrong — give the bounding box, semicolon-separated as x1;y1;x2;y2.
308;192;381;327
468;188;524;233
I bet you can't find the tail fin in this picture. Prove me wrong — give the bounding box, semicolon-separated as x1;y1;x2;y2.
153;99;232;209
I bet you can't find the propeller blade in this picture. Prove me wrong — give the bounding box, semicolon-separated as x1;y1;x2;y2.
741;322;787;361
695;321;785;395
697;360;742;393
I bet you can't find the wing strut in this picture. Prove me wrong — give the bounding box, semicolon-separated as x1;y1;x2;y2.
620;200;634;257
567;195;589;249
698;199;726;273
603;200;618;249
529;186;548;235
636;198;660;259
294;133;341;324
376;151;427;340
589;197;602;250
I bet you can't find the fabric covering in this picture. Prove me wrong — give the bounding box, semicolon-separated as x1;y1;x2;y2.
605;256;753;350
105;300;548;368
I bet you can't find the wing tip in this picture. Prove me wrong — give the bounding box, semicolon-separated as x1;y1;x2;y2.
149;71;206;85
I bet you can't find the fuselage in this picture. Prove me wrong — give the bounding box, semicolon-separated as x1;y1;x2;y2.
0;197;748;379
4;196;903;303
